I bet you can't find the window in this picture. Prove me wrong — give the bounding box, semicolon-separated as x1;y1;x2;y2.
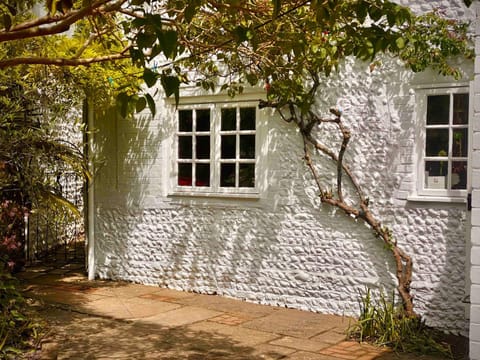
417;87;470;197
175;103;257;194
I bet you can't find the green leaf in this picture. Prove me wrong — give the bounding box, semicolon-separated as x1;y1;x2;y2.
143;68;158;88
136;32;156;50
356;1;368;23
135;97;146;113
368;6;382;22
395;37;405;50
145;93;156;116
116;92;131;118
272;0;281;18
184;2;198;23
160;30;178;59
129;48;144;65
245;73;258;86
233;26;248;43
3;14;11;31
161;74;180;105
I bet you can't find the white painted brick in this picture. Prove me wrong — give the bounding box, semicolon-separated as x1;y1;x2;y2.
474;190;480;208
473;170;480;189
394;190;409;200
476;76;480;96
473;285;480;304
472;325;480;344
475;95;480;114
470;266;480;285
475;133;480;150
474;209;480;226
473;150;480;170
473;247;480;266
472;305;480;323
474;115;480;132
472;228;480;246
471;341;480;360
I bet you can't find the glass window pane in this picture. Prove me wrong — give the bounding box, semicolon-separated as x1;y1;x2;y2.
425;129;448;157
179;110;193;131
240;135;255;159
196;109;210;131
240;107;256;130
178;136;192;159
427;95;449;125
239;164;255;187
221;108;236;130
195;164;210;187
221;135;236;159
178;163;192;186
453;94;469;125
452;161;467;189
220;164;235;187
425;161;447;189
196;136;210;159
452;129;468;157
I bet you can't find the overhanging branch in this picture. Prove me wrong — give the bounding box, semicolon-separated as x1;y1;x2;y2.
0;0;125;43
0;53;130;68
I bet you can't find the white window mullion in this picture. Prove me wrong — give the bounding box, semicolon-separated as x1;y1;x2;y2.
212;104;220;192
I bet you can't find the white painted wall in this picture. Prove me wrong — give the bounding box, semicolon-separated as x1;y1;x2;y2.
470;3;480;359
92;0;474;336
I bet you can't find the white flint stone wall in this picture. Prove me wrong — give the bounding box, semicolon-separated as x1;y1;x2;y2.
93;0;474;336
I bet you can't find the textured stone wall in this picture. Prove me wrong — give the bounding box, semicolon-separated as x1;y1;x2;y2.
93;0;474;335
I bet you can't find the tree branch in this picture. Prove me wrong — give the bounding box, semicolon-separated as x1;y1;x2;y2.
0;53;130;68
0;0;125;43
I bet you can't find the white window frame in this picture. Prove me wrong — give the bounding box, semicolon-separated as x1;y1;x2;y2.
172;100;260;197
414;84;471;200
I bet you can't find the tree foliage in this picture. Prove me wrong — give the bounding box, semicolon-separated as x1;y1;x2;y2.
0;0;474;317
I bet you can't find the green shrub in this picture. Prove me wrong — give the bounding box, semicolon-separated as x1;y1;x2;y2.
348;288;452;358
0;269;42;358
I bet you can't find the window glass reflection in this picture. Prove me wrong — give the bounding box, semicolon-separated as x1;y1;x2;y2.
240;108;255;130
221;108;236;130
427;95;449;125
221;135;236;159
179;110;193;131
221;164;235;187
426;129;448;157
178;163;192;186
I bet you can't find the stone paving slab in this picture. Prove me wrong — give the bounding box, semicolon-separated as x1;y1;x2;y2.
241;308;351;339
286;351;340;360
186;320;280;347
17;267;456;360
140;305;222;326
269;336;331;352
176;292;278;318
83;296;182;319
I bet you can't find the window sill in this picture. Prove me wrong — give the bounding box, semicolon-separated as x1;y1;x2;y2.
407;195;466;204
169;191;260;200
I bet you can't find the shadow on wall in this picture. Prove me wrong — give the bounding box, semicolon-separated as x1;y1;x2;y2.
90;58;469;335
93;101;171;276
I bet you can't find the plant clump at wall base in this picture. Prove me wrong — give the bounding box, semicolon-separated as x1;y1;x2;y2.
347;289;456;358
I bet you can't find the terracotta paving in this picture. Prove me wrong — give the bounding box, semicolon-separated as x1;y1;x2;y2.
17;263;455;359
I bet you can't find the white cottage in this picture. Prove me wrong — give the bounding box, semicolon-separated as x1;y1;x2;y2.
84;0;480;358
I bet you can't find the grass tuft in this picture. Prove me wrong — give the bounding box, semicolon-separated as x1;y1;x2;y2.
347;288;453;358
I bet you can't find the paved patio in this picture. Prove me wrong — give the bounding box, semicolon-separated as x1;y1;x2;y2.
17;263;453;359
